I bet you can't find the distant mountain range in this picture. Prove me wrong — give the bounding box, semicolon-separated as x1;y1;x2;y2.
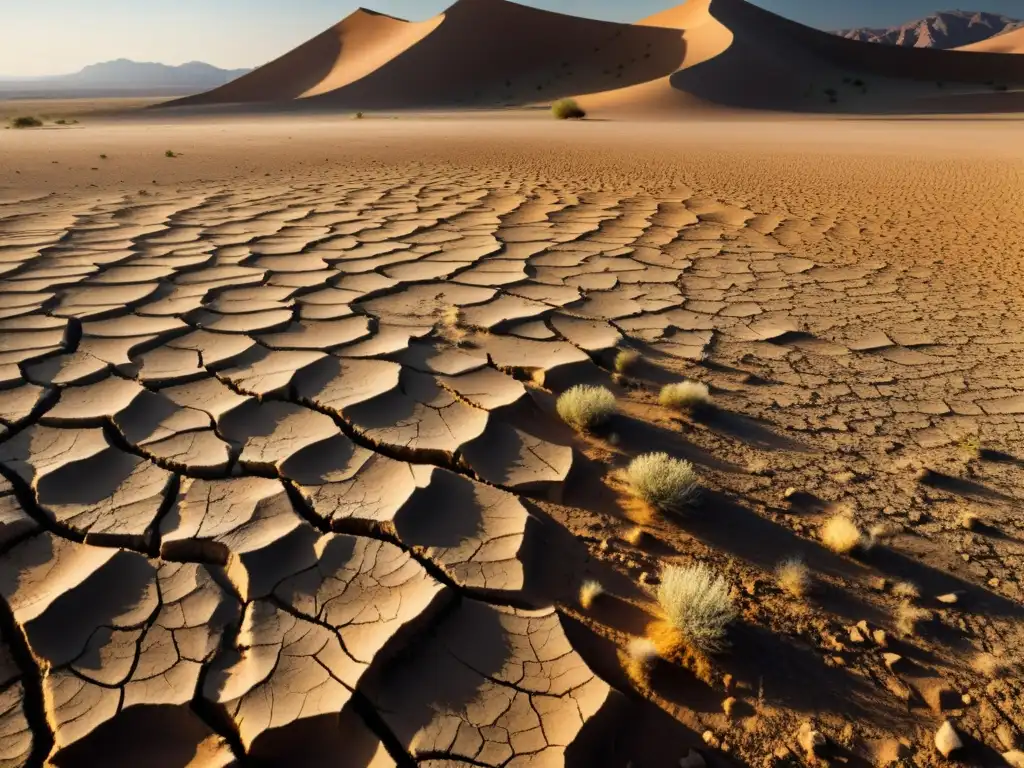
834;10;1023;49
0;59;251;98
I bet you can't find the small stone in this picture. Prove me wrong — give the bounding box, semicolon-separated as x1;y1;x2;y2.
723;697;738;717
961;693;972;705
961;553;971;562
908;510;925;525
934;720;963;758
723;674;734;692
872;630;889;647
702;730;719;748
883;653;904;672
1004;750;1024;768
989;578;1000;588
639;572;650;585
937;593;959;604
871;577;889;592
850;627;865;643
784;487;797;499
679;749;706;768
798;724;826;756
599;539;610;552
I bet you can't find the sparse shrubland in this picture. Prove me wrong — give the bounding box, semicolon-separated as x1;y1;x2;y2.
626;453;699;512
656;562;737;655
552;98;586;120
556;385;616;432
614;349;640;374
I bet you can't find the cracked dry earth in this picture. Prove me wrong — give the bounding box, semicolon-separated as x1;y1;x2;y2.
0;118;1023;767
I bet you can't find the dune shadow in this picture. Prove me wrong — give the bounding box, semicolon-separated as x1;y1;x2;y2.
918;469;1017;503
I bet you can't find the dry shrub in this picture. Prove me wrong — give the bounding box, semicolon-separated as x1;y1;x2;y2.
659;381;711;412
626;453;699;512
552;98;586;119
820;514;863;555
622;526;645;546
614;349;640;374
11;116;43;128
623;636;658;687
646;619;715;684
556;384;616;432
657;563;736;655
435;305;470;346
775;557;811;598
895;601;932;637
891;581;920;600
579;580;604;610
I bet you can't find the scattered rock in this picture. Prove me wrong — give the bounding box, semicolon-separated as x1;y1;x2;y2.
872;630;889;647
784;487;797;499
723;697;738;717
934;720;963;758
679;749;706;768
850;626;866;643
703;731;719;749
798;722;826;756
883;653;904;672
937;592;959;605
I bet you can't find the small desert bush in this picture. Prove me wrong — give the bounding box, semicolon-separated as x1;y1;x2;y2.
552;98;586;120
660;381;711;412
556;385;616;432
11;116;42;129
656;562;737;654
624;636;658;686
775;557;811;598
891;581;919;600
820;514;863;555
579;580;604;610
626;453;699;512
165;149;177;158
614;349;640;374
435;305;468;346
895;601;932;637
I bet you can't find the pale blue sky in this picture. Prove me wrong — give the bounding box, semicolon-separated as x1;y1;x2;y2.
6;0;1024;76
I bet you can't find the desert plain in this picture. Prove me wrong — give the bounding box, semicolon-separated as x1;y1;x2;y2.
1;0;1024;767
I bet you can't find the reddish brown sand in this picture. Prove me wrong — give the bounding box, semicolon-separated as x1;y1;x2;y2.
0;110;1022;766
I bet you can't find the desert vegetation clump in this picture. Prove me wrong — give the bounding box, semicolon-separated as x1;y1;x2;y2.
579;580;604;610
165;149;177;158
435;304;469;346
895;601;932;637
659;381;711;412
775;557;811;598
891;581;920;600
614;349;640;375
551;98;586;120
11;116;43;129
556;385;616;432
626;453;699;512
820;513;863;555
623;636;659;687
656;562;737;655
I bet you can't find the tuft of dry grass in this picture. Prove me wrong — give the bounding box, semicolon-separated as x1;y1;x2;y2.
895;601;932;637
659;381;711;412
622;526;646;546
820;514;863;555
891;581;920;600
614;349;640;374
557;384;616;432
656;562;736;655
552;98;586;119
775;558;811;598
435;305;469;346
623;636;659;687
972;652;1012;678
625;453;700;512
579;580;604;610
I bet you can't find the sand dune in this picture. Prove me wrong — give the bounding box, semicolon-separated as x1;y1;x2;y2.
166;0;1024;115
958;26;1024;54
